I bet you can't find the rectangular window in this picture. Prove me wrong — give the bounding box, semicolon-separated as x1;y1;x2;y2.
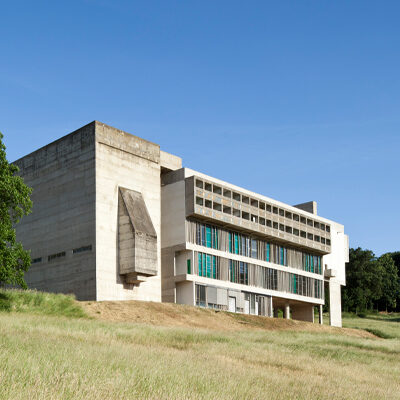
206;254;212;278
212;256;217;279
198;253;203;276
72;245;92;254
206;225;212;248
48;252;66;262
234;233;239;254
201;224;206;246
239;262;248;285
196;285;206;307
229;259;235;282
187;259;191;274
251;239;257;259
266;243;270;262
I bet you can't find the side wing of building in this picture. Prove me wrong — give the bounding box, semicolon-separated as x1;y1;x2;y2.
161;168;349;326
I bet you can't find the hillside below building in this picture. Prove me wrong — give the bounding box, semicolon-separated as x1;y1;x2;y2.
14;121;349;327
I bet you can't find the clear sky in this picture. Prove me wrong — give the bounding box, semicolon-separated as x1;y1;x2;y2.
1;1;399;256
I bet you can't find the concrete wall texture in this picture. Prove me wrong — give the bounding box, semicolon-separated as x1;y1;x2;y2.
14;121;348;326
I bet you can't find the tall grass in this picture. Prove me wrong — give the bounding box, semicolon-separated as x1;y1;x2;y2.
0;290;399;399
0;289;87;318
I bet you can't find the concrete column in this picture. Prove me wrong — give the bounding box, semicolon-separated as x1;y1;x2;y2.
319;305;323;325
269;296;274;318
329;280;342;327
284;303;290;319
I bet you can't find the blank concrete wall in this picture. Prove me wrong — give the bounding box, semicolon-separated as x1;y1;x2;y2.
14;123;97;300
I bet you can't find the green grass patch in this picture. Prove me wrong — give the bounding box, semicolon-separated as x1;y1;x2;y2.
0;289;87;318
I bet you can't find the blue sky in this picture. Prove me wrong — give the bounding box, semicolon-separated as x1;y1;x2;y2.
1;1;399;255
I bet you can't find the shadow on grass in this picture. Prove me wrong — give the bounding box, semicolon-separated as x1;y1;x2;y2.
366;316;400;323
0;292;11;312
364;328;396;339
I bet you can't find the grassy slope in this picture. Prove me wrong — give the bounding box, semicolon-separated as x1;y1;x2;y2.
0;290;399;400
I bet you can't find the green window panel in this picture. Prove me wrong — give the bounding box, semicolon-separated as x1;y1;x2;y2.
266;243;270;262
234;233;239;254
212;256;217;279
213;227;218;249
198;253;202;276
229;233;232;253
206;226;212;248
187;259;191;274
206;254;212;278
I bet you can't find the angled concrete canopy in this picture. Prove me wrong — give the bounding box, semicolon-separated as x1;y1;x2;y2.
118;187;157;282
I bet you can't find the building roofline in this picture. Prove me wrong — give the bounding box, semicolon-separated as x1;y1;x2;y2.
180;167;344;227
13;120;160;164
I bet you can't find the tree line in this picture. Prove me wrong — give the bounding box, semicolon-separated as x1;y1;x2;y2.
342;248;400;313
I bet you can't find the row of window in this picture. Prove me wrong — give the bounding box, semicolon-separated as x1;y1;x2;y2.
32;245;93;264
195;197;330;244
195;284;271;316
195;179;330;233
192;251;324;299
189;220;323;274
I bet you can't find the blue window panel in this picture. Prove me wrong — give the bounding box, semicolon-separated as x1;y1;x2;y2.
251;239;257;259
229;233;232;253
241;236;245;256
201;225;206;246
280;247;284;265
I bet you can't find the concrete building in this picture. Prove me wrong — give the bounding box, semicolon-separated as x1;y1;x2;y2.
14;121;349;326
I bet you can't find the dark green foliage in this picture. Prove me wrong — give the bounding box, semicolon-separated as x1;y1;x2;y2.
376;253;399;311
0;289;87;318
386;252;400;312
0;132;32;288
343;247;400;313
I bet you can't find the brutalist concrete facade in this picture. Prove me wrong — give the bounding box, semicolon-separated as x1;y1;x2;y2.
15;121;181;301
15;121;348;326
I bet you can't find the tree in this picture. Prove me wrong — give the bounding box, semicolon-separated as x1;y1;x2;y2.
342;247;383;313
385;252;400;311
0;132;32;288
375;253;399;311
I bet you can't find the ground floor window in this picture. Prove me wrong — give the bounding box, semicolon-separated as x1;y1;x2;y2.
195;284;206;307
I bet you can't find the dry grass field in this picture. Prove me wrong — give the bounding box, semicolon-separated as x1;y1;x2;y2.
1;289;399;400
